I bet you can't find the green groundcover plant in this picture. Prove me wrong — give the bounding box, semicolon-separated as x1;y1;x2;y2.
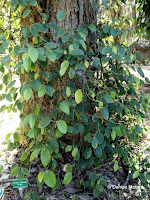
0;0;150;199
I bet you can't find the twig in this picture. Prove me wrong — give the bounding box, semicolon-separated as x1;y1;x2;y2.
119;172;130;200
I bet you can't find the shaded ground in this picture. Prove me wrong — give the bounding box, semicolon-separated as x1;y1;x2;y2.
0;66;150;200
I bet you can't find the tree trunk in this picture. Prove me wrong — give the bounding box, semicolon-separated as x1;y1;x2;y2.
20;0;98;144
38;0;97;27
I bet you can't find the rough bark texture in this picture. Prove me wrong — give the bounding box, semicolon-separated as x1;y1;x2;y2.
37;0;98;47
38;0;97;28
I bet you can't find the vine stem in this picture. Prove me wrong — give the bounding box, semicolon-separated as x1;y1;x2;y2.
119;172;130;200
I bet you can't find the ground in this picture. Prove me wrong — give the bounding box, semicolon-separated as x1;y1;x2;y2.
0;65;150;200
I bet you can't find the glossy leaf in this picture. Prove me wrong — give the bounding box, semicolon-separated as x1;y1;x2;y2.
57;10;66;21
75;89;83;104
57;120;67;134
100;107;109;120
41;147;50;167
44;170;56;188
38;117;51;128
28;48;38;63
23;88;32;101
70;49;84;56
60;102;70;114
60;60;69;77
62;172;72;185
30;149;40;162
38;171;45;183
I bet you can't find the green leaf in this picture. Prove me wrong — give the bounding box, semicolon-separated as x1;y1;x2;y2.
88;24;97;32
75;89;83;104
11;0;18;7
92;57;101;69
111;130;116;141
72;147;78;157
28;48;38;63
38;86;47;98
80;113;88;124
65;145;72;152
102;46;111;55
24;193;30;199
30;79;42;91
45;42;57;49
111;91;115;99
102;0;108;9
6;94;12;102
38;116;51;128
110;28;117;37
13;132;20;142
137;67;144;77
11;166;20;176
64;164;72;173
44;170;56;188
23;55;31;72
2;40;9;49
57;120;67;134
56;129;63;138
46;50;56;62
113;126;122;136
68;68;75;79
28;128;37;139
60;60;69;77
1;55;10;64
29;0;36;6
0;165;3;174
114;162;119;172
60;102;70;114
57;10;66;21
30;149;40;162
104;93;112;103
7;80;16;89
133;171;140;179
84;148;92;159
70;49;84;56
119;47;125;56
50;138;59;153
17;170;24;180
41;147;50;167
62;172;72;185
23;88;32;101
92;137;98;149
94;147;102;158
41;13;47;20
23;10;31;18
31;26;38;37
46;86;54;97
66;86;71;97
20;152;28;162
29;114;36;128
100;107;109;120
112;46;117;54
22;168;30;176
96;132;104;144
73;123;84;134
49;22;59;31
38;171;45;183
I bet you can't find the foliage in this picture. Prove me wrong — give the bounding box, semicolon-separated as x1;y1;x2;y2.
0;0;150;199
136;0;150;39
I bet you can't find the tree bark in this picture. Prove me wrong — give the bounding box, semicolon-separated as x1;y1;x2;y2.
20;0;98;144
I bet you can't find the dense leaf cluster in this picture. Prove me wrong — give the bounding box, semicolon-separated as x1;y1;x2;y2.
136;0;150;39
0;0;150;199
